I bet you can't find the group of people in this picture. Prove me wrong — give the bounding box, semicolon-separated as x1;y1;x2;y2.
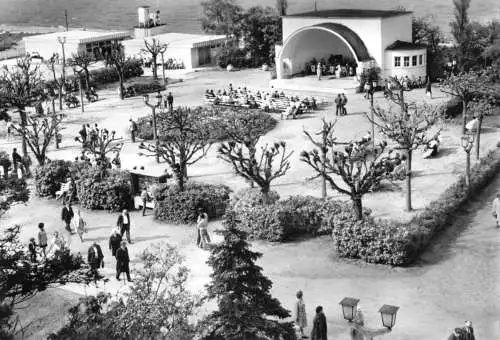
447;321;476;340
334;93;349;116
204;84;318;115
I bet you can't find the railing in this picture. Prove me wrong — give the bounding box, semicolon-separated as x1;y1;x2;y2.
0;46;26;61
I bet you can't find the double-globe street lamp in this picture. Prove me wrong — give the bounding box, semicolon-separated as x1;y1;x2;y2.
461;132;475;190
143;92;163;163
340;297;399;339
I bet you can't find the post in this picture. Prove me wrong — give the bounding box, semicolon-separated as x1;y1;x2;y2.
78;74;84;112
51;98;56;114
161;52;166;88
465;150;471;189
152;107;159;163
370;94;375;150
321;148;327;199
55;115;60;149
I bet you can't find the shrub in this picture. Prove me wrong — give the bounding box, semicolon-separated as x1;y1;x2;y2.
444;97;463;119
76;168;133;211
333;148;500;266
216;46;253;69
358;67;381;92
125;78;165;95
230;190;357;242
154;183;232;224
34;160;72;197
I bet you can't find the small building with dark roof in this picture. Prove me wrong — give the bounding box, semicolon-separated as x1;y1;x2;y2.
276;8;427;81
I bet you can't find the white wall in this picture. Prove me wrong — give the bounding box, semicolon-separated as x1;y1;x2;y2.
282;17;382;66
384;49;427;80
23;38;79;61
380;14;412;51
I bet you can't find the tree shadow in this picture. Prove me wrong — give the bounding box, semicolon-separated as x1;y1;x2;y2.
132;234;170;243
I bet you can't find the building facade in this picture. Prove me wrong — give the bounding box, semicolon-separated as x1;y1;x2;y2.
276;9;427;81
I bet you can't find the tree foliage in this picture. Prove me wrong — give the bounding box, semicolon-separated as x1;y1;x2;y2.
200;212;296;340
105;43;127;99
412;16;445;79
75;127;123;172
276;0;287;16
0;170;29;217
450;0;473;71
301;119;389;220
139;107;213;192
68;51;96;90
201;0;243;37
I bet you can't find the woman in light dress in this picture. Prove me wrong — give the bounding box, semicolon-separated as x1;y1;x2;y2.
295;290;307;339
47;231;67;258
196;212;211;249
72;209;87;242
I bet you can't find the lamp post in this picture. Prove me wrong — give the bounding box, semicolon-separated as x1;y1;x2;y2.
461;132;475;190
143;92;163;163
72;66;85;113
57;36;67;91
339;297;399;340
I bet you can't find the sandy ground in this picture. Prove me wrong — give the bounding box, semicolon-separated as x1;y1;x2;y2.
1;68;499;339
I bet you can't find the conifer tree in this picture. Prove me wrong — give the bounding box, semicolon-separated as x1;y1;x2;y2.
201;212;296;340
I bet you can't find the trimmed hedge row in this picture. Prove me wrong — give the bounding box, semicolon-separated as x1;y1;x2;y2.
230;189;362;242
154;183;232;224
124;78;165;95
333;148;500;266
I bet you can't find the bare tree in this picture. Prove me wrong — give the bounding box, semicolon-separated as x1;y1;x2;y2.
76;127;123;173
139;107;213;192
11;114;64;165
369;102;441;211
68;51;96;90
105;43;127;99
301;121;389;220
141;38;168;80
0;55;44;161
218;140;292;202
46;53;65;110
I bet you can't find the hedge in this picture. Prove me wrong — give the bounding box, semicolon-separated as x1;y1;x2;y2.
230;189;361;242
76;167;133;212
124;78;165;95
154;183;232;224
333;148;500;266
34;160;73;197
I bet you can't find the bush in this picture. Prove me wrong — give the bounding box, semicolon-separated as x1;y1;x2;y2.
333;148;500;266
358;67;381;92
125;78;165;95
230;190;357;242
444;97;463;119
216;46;256;69
154;183;232;224
76;168;133;211
34;160;72;197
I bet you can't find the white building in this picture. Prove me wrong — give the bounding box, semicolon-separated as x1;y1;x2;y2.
23;30;130;61
123;32;226;70
276;9;427;80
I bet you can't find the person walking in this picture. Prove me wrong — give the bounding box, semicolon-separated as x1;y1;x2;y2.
12;148;23;177
294;290;308;339
61;202;74;233
140;186;149;216
47;231;66;258
334;94;342;116
109;228;122;257
196;212;211;249
129;118;137;143
28;238;37;263
73;209;87;242
317;62;322;81
87;241;104;282
37;222;48;259
492;192;500;227
167;92;174;112
310;306;327;340
116;241;132;282
341;93;348;115
425;77;432;99
79;124;87;144
117;209;131;243
462;321;475;340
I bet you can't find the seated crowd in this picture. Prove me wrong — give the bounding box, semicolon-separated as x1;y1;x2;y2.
204;84;319;119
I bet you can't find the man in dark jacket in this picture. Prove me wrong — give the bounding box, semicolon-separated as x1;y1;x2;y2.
116;241;131;282
462;321;475;340
166;92;174;112
87;241;104;281
116;209;131;243
12;148;23;175
311;306;327;340
109;229;122;257
79;124;87;144
61;202;74;232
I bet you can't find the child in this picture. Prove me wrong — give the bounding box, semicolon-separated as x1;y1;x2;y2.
28;238;37;263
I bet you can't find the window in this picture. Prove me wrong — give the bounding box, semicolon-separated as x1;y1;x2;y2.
412;56;417;66
403;56;410;67
419;55;423;65
394;56;401;67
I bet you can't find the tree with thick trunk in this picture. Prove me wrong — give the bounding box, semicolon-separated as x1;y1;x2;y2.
69;51;96;90
46;53;65;110
301;119;389;220
141;38;167;80
105;43;127;100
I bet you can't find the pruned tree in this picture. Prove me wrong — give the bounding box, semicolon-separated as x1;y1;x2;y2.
0;54;44;159
467;99;495;159
75;127;123;172
301;125;388;220
68;51;96;90
218;140;292;202
440;69;491;133
139;107;213;192
369;102;441;211
200;212;296;340
45;53;65;110
141;38;167;79
10;114;64;165
450;0;473;71
105;43;127;100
